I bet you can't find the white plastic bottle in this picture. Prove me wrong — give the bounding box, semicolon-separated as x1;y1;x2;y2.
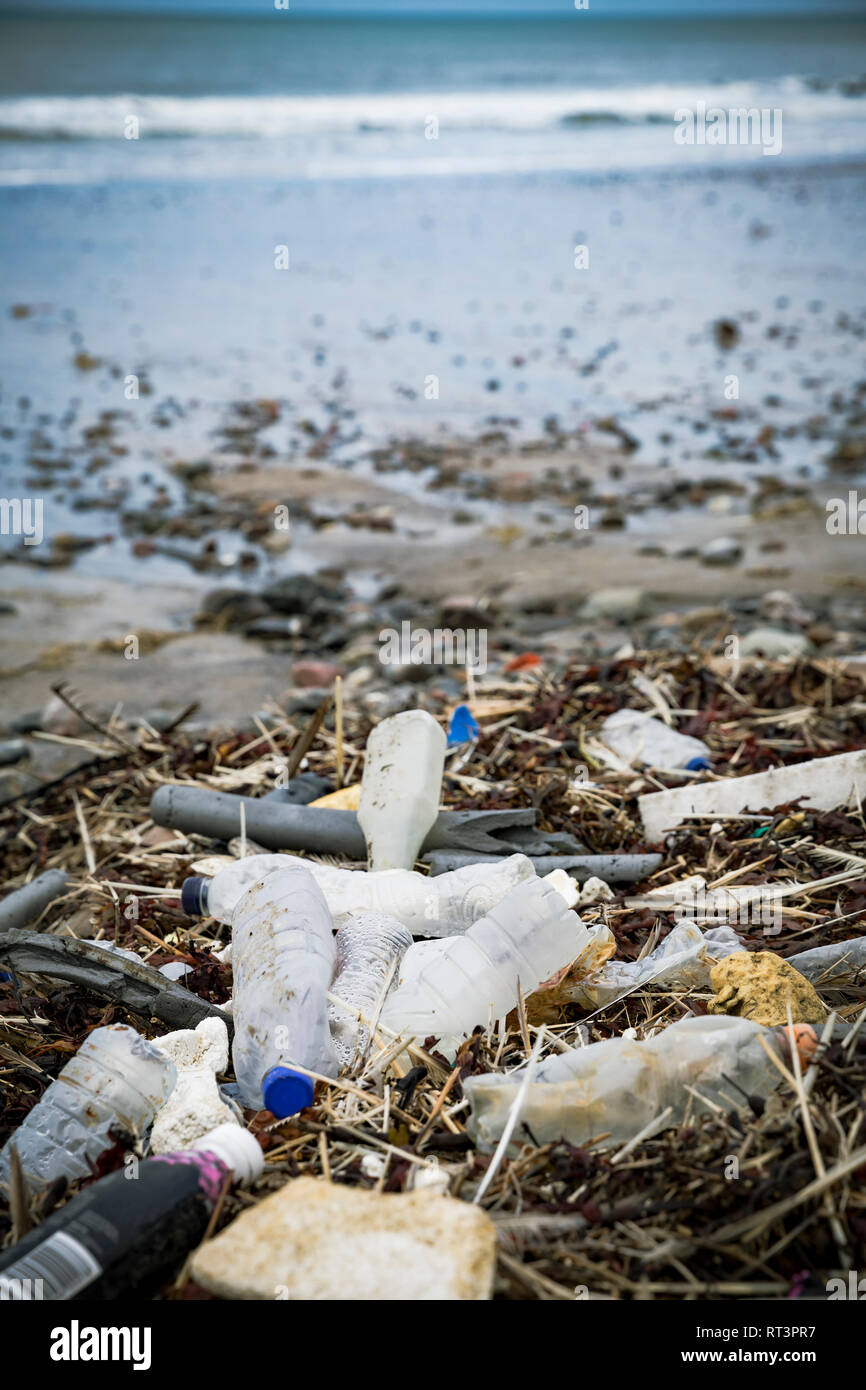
357;709;446;869
329;913;413;1068
464;1015;785;1151
182;851;536;938
0;1025;177;1193
230;865;338;1117
380;877;591;1048
599;709;711;772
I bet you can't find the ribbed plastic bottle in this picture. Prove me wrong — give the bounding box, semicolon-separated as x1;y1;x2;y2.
0;1024;177;1194
230;865;339;1117
0;1123;263;1301
329;913;413;1068
380;877;591;1046
357;709;446;869
600;709;711;772
181;850;536;938
464;1015;787;1151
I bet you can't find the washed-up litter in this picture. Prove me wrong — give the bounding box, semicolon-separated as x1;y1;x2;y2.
329;913;413;1069
447;703;481;747
596;708;712;772
189;1176;496;1301
151;783;541;857
231;865;338;1116
463;1015;811;1152
381;873;588;1057
358;709;445;870
639;747;866;842
423;850;662;882
150;1017;239;1154
184;849;537;936
2;644;866;1302
0;1024;176;1193
0;1123;262;1300
0;869;68;931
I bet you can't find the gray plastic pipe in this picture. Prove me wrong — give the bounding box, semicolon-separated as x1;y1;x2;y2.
0;870;69;931
150;785;537;857
423;851;663;883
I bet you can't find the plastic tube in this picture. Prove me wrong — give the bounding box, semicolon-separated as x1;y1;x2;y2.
0;870;68;931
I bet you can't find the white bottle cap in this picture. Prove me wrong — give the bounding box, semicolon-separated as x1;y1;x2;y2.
191;1123;264;1185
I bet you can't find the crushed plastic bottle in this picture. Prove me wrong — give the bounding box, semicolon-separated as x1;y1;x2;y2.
230;865;338;1117
464;1014;790;1151
0;1024;176;1194
599;709;712;772
380;876;590;1051
329;913;413;1068
182;850;537;938
357;709;446;869
0;1123;263;1301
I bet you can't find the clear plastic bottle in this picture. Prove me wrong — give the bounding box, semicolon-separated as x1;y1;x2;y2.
357;709;446;869
230;865;338;1117
182;850;536;938
599;709;711;772
464;1015;786;1152
380;877;591;1047
0;1123;263;1301
329;913;413;1068
0;1025;177;1194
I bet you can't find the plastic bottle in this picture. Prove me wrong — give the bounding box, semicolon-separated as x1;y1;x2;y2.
380;876;591;1048
0;1024;177;1194
0;1123;262;1301
464;1015;790;1152
329;913;413;1068
182;850;536;938
230;865;338;1117
357;709;446;869
599;709;711;772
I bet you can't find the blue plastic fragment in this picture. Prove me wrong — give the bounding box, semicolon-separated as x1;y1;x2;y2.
447;704;480;746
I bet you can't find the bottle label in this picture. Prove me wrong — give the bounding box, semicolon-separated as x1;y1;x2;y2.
0;1230;102;1300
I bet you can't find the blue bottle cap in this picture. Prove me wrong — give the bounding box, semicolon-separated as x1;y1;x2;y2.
447;703;480;747
181;876;210;916
685;756;712;772
262;1066;315;1117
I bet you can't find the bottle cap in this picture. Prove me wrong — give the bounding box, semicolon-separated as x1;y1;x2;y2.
685;756;712;771
191;1124;264;1185
262;1066;315;1117
181;876;210;916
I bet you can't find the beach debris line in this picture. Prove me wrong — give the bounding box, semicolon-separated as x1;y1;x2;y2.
1;643;866;1302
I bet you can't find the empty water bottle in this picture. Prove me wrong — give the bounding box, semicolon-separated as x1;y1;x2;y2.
464;1014;790;1151
357;709;446;870
329;913;413;1068
0;1123;263;1301
230;865;338;1117
380;876;591;1049
182;850;537;938
599;709;711;772
0;1025;176;1194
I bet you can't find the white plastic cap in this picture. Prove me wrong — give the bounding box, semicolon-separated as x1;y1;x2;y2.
191;1123;264;1185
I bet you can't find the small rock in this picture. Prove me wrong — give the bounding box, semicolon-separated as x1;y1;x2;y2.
707;950;827;1027
699;536;743;567
0;739;29;766
580;587;649;623
713;318;741;350
190;1177;496;1300
198;588;269;630
261;573;343;616
290;660;342;688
